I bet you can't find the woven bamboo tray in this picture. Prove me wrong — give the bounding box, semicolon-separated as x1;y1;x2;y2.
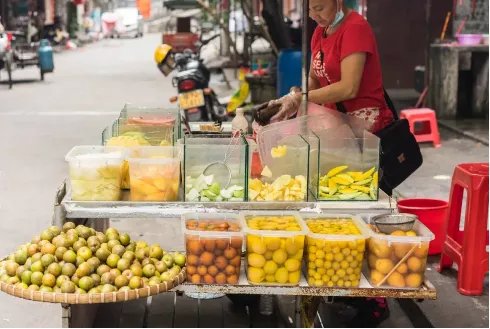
0;267;186;304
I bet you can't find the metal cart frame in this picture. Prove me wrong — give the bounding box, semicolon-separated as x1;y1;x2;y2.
52;181;437;328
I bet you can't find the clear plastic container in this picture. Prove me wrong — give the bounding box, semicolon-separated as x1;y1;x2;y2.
312;127;380;201
183;135;248;202
256;109;370;166
65;146;125;201
119;103;180;140
249;134;310;202
365;219;435;290
127;146;181;201
240;211;308;286
182;213;243;285
302;214;372;288
111;116;177;147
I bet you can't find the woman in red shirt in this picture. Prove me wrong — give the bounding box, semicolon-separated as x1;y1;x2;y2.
271;0;394;134
270;1;392;325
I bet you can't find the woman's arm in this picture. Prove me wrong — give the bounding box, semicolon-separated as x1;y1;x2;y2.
308;65;321;91
307;52;367;104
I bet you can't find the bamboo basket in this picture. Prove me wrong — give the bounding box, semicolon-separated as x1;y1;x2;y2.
0;267;186;304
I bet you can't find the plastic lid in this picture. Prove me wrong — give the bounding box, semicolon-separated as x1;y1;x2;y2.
65;146;125;162
181;213;243;238
302;214;372;241
239;211;308;237
367;217;435;244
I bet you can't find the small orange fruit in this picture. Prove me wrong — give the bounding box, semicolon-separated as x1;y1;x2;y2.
405;273;423;288
230;255;241;267
187;254;199;266
199;252;214;266
215;272;227;284
207;265;219;277
224;247;237;260
215;239;228;250
215;256;228;270
191;274;201;284
395;263;408;274
227;274;238;284
225;265;236;275
197;265;207;276
203;239;216;252
414;244;429;258
187;239;202;255
204;274;215;284
387;272;405;288
407;257;424;272
230;237;243;249
187;266;197;276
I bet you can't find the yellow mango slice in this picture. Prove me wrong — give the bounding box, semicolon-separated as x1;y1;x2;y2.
153;177;170;190
331;176;351;185
326;165;348;178
350;185;371;193
131;178;160;195
339;188;357;194
145;192;167;201
328;180;337;196
271;145;288;158
358;167;376;181
346;171;363;180
353;178;372;186
372;171;379;188
336;174;354;184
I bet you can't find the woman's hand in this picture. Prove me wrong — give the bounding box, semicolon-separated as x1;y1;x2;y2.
270;91;302;123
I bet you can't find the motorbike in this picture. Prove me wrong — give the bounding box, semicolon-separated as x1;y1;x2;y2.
166;34;228;123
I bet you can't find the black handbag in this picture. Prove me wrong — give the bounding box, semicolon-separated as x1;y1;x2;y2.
336;89;423;196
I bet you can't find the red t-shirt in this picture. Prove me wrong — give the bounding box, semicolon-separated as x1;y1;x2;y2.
310;12;393;132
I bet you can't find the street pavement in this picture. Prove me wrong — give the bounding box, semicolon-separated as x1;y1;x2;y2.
0;33;488;327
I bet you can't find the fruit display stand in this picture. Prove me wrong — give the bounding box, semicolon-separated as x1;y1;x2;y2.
52;180;437;328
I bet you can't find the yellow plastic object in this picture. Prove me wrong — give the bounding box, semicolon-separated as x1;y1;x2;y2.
227;68;250;113
241;212;307;286
303;215;372;288
154;44;172;64
226;81;250;113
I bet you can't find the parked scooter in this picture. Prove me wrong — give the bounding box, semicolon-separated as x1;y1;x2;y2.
154;34;227;123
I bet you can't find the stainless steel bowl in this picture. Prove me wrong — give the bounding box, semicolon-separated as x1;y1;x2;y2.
372;213;417;234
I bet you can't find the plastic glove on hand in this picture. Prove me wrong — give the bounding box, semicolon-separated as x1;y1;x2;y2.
270;92;301;123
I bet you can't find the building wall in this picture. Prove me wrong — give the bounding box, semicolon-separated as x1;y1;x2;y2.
367;0;453;89
453;0;488;34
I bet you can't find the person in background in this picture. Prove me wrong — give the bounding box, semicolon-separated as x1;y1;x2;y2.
268;0;392;326
270;0;393;135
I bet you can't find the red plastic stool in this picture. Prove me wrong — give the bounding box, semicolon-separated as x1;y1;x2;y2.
400;108;441;147
438;163;489;295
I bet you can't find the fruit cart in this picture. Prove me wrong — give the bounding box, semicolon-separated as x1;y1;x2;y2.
51;181;437;328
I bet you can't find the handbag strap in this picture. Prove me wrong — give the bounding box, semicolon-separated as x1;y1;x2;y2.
335;88;399;120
